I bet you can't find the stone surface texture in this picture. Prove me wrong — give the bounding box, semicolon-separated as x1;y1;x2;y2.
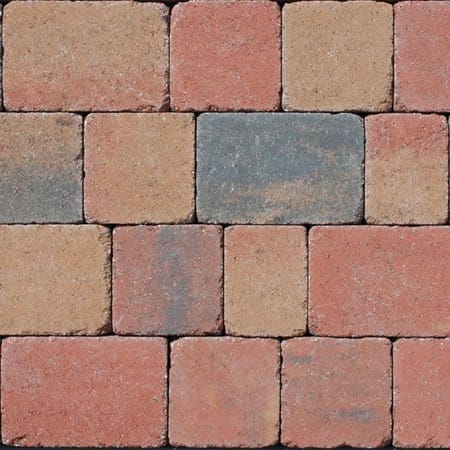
393;339;450;448
365;114;448;224
170;1;280;111
394;1;450;112
225;225;307;337
282;338;392;447
113;225;223;335
84;113;195;224
3;2;169;111
283;1;393;111
169;337;280;447
1;337;167;447
197;113;364;224
0;225;111;335
309;226;450;337
0;113;82;223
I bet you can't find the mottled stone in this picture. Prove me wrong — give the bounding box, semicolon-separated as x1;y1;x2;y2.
365;114;448;224
1;337;167;447
169;337;279;447
113;225;223;336
225;225;307;336
395;2;450;112
0;225;111;335
197;113;364;224
394;339;450;447
170;1;280;111
282;338;392;448
84;114;195;224
283;1;393;111
3;2;168;111
309;226;450;337
0;113;82;223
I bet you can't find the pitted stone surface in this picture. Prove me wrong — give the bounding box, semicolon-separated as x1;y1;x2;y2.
394;2;450;112
283;1;393;112
3;2;169;111
170;1;280;111
113;225;223;336
309;226;450;337
1;337;167;447
0;113;82;223
197;113;364;224
0;225;111;335
282;338;392;448
225;225;307;337
365;114;448;225
394;339;450;447
169;337;280;447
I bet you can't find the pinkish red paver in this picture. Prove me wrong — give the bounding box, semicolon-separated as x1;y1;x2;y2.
282;338;392;447
169;337;280;447
1;337;167;447
394;339;450;447
394;1;450;112
309;226;450;337
170;1;281;111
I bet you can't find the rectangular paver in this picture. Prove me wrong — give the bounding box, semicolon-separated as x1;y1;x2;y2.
197;113;364;224
3;2;169;111
225;225;307;337
1;337;167;447
309;226;450;337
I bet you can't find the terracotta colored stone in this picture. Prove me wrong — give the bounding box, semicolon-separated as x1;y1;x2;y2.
225;225;307;336
282;338;391;447
394;339;450;448
0;225;110;335
84;114;194;224
170;1;280;111
113;225;223;335
197;113;364;224
395;2;450;112
0;113;82;223
365;114;448;225
3;2;168;111
309;226;450;337
1;337;167;447
169;337;279;447
283;1;393;111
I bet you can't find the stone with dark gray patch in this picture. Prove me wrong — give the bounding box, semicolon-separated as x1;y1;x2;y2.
281;337;392;447
113;225;223;336
197;113;364;224
0;113;82;223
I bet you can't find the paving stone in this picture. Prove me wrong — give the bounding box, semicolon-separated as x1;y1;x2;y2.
225;225;307;336
394;339;450;447
1;337;167;447
365;114;448;224
0;113;82;223
282;337;392;448
0;225;111;335
309;226;450;337
84;113;195;224
395;1;450;112
169;337;280;447
283;1;393;111
113;225;223;336
197;113;364;224
3;2;169;111
170;1;280;111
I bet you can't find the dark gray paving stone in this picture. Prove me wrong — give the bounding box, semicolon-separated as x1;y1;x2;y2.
197;113;364;224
